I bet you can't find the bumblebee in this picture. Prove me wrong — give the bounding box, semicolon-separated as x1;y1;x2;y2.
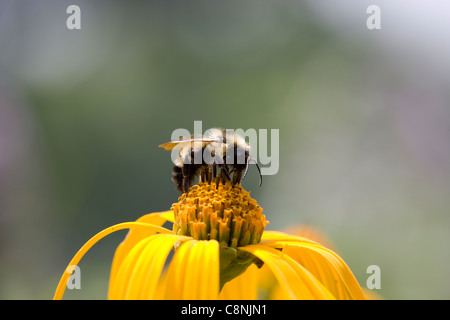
159;128;262;193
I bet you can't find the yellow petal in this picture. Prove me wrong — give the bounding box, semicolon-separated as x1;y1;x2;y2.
240;245;335;300
185;241;220;299
363;288;383;300
112;234;188;299
219;264;259;300
279;225;335;249
109;211;174;283
159;211;175;223
162;240;195;299
109;235;155;299
163;240;220;300
262;240;366;300
284;245;347;299
261;230;319;245
53;222;171;300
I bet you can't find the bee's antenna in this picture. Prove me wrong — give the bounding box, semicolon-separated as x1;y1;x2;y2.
242;157;251;181
242;157;263;187
254;160;263;187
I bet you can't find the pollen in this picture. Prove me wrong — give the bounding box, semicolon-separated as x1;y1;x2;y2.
171;179;269;248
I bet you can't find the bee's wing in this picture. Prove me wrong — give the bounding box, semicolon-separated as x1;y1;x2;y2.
159;138;217;151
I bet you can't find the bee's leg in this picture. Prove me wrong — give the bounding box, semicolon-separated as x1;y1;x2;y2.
219;169;227;186
212;163;220;188
202;168;209;184
232;167;243;187
219;163;231;181
212;163;217;179
228;167;238;187
212;155;230;180
172;166;184;193
215;166;227;189
219;165;232;186
183;177;190;195
207;167;212;184
220;169;226;185
182;164;191;195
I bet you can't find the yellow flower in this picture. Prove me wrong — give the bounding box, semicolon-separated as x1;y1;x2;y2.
53;180;366;300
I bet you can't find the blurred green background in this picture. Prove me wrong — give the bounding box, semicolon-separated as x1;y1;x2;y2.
1;0;449;299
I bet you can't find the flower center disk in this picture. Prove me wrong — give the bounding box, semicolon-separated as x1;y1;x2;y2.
171;179;269;248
